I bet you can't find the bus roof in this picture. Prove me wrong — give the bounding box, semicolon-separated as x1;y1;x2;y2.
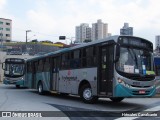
26;36;118;62
26;35;152;62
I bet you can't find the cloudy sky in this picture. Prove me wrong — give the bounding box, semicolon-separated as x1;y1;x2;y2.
0;0;160;47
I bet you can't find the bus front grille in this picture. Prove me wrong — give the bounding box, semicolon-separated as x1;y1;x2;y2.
130;76;155;81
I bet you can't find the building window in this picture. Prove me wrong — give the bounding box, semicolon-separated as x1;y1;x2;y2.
6;34;10;37
0;21;3;24
6;28;10;31
0;33;3;36
6;22;10;25
0;27;3;30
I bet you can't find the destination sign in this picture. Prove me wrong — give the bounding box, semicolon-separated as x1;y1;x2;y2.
6;58;25;63
118;37;153;50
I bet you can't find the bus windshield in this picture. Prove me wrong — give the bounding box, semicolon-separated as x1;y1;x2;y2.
116;47;152;75
4;63;25;77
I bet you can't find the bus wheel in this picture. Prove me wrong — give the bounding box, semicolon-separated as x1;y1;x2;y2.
38;82;44;95
16;85;20;88
110;97;124;102
80;84;98;104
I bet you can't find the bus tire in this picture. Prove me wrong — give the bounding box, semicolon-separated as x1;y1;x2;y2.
80;84;98;104
16;85;20;88
38;82;44;95
110;97;124;102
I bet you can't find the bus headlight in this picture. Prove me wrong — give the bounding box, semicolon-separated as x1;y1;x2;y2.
118;78;123;83
118;78;130;88
118;78;125;86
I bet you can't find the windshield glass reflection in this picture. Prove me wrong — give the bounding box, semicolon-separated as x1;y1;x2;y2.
116;47;152;75
5;64;25;76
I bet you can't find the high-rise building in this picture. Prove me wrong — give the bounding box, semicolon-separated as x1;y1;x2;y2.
92;19;109;41
120;23;133;36
155;36;160;49
75;23;91;43
0;18;12;42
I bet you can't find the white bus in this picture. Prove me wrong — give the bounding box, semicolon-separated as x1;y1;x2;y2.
25;35;156;103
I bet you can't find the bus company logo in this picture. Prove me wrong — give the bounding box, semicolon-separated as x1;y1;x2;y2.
2;112;11;117
68;70;71;76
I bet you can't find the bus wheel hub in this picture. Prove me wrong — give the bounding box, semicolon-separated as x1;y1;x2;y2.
83;88;92;100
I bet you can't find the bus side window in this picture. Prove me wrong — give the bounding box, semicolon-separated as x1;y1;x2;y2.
27;62;32;73
44;58;50;72
35;61;38;73
82;48;87;67
70;52;74;68
73;50;81;68
37;60;44;72
85;46;96;67
61;53;69;69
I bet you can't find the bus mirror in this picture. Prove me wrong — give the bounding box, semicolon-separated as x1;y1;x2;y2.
2;62;5;70
115;44;120;62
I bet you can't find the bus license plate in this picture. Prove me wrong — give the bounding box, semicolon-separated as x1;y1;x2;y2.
139;90;145;94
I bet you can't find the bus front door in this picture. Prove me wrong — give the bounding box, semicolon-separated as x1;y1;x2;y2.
99;45;114;96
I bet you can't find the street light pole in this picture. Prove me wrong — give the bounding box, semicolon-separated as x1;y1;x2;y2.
26;30;31;52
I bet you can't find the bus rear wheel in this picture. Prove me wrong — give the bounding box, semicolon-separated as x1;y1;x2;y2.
80;84;98;104
110;97;124;102
38;82;44;95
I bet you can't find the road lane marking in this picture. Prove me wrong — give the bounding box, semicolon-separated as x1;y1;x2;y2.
115;105;160;120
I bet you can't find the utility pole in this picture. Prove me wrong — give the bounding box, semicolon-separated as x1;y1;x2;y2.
26;30;31;52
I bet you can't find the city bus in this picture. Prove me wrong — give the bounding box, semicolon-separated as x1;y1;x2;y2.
2;58;26;88
25;35;156;103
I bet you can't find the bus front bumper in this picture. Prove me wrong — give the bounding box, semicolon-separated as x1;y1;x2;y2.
114;84;156;97
3;79;24;86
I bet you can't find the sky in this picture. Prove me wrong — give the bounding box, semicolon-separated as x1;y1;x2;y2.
0;0;160;48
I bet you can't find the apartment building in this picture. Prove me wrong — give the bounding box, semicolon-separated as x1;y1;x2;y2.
120;23;133;36
75;23;91;43
0;18;12;42
92;19;109;41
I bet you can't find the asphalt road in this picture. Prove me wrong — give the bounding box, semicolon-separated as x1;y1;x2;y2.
0;84;160;120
